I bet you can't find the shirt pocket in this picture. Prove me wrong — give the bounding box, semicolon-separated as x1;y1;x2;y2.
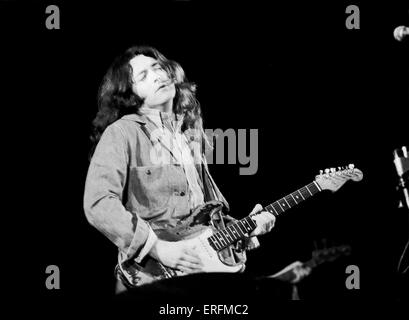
130;165;172;212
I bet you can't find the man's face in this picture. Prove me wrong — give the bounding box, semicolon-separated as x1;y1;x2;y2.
130;54;176;108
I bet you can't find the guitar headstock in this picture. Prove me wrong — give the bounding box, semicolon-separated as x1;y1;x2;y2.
315;164;363;192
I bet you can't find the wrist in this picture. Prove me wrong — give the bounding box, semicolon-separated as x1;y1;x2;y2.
149;238;166;260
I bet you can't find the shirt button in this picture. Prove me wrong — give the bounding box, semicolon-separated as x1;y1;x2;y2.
180;191;185;196
146;169;151;175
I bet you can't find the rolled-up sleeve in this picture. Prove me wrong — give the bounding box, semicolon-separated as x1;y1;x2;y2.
83;123;151;260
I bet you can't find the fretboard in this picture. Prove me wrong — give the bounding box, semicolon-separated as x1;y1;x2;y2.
208;181;321;251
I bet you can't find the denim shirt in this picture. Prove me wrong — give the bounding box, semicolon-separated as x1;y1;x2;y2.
83;113;231;263
139;107;205;210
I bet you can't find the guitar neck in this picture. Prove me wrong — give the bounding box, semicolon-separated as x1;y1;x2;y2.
208;181;322;251
303;258;319;270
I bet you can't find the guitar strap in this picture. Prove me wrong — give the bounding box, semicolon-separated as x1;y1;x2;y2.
197;135;248;267
199;136;214;203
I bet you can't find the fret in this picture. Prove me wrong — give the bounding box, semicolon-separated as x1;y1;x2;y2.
225;227;237;242
285;194;297;207
246;217;257;228
277;200;285;212
300;187;311;199
219;230;230;244
241;219;250;232
290;193;298;204
265;204;278;217
305;185;313;196
236;221;248;235
212;233;225;250
216;233;227;247
297;189;305;200
233;223;246;238
313;181;321;192
283;197;291;208
272;202;284;215
284;195;297;208
308;182;320;195
222;229;232;243
279;198;290;210
235;223;246;237
241;218;256;233
209;236;221;250
228;225;238;239
230;224;245;239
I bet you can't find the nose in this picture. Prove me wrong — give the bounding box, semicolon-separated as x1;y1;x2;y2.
153;68;169;84
154;73;162;83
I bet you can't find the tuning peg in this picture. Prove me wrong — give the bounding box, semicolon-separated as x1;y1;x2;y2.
338;167;342;171
319;170;323;175
348;164;355;170
325;168;330;174
330;168;336;173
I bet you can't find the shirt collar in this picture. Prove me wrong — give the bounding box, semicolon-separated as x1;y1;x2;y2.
120;113;147;125
121;110;185;132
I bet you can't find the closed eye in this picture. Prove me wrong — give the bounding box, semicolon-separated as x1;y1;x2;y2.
138;70;147;81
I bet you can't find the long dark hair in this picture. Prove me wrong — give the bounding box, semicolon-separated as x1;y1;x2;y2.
89;45;208;158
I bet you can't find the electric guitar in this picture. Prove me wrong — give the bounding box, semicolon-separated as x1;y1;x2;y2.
270;244;352;283
118;165;363;287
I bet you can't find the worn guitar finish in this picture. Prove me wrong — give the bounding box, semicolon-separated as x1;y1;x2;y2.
118;165;363;287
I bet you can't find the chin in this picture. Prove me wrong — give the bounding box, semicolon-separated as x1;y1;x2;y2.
146;96;174;109
156;93;176;104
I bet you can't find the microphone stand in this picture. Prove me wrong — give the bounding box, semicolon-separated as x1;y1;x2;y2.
394;147;409;277
394;147;409;212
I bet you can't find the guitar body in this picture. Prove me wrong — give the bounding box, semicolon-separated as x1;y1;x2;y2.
118;201;245;287
148;228;244;275
178;228;245;273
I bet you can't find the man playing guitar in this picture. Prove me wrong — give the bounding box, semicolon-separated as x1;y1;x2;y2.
84;46;275;293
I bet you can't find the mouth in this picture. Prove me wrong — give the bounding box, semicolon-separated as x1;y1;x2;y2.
157;81;172;92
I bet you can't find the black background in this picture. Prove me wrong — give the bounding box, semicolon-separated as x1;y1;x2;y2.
2;0;408;305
